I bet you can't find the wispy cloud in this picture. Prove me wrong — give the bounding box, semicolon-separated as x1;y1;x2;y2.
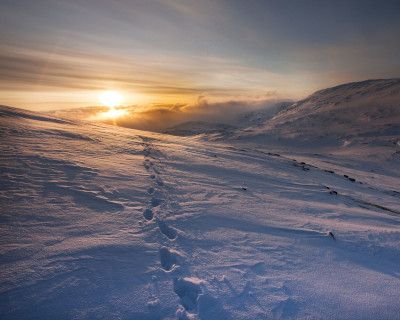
0;0;399;110
0;44;290;109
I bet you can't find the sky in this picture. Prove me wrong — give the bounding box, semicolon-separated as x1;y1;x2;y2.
0;0;399;111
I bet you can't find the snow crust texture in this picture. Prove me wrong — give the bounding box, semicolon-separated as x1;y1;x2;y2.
1;94;400;320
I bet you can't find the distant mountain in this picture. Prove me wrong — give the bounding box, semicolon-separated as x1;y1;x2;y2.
233;79;400;149
231;101;292;127
165;101;292;136
164;121;237;136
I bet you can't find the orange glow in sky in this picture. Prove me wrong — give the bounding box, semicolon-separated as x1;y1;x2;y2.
99;91;124;108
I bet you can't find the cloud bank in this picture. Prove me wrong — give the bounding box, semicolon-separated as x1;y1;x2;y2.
51;96;288;132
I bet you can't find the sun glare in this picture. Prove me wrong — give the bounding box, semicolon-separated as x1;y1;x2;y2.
102;108;127;119
99;91;124;108
97;90;127;119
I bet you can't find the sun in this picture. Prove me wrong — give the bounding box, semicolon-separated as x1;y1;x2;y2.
97;90;127;119
99;91;124;108
102;108;127;119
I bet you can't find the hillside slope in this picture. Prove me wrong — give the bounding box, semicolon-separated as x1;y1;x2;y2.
0;105;400;319
234;79;400;151
164;102;292;136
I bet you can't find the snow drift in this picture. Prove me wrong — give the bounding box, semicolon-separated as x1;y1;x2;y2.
0;79;400;320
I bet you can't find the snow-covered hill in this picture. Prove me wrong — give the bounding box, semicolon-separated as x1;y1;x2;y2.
234;79;400;150
1;104;400;319
164;121;237;136
164;102;292;136
231;101;292;128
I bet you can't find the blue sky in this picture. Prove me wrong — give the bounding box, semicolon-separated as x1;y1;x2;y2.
0;0;399;110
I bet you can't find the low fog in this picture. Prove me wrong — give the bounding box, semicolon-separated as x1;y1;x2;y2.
50;97;291;132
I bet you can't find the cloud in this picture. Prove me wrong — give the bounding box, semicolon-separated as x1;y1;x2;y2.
0;45;282;92
0;44;290;110
1;0;399;112
0;41;294;112
51;96;287;132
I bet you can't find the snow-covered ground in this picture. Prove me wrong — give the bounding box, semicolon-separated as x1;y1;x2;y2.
232;79;400;150
0;100;399;319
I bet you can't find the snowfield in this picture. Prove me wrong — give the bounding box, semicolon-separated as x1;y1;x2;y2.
1;80;400;320
233;79;400;150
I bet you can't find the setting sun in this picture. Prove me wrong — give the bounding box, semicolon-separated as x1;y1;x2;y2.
99;91;124;108
1;1;399;319
96;91;127;119
101;107;127;119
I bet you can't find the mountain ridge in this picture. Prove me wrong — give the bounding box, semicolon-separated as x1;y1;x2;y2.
232;79;400;150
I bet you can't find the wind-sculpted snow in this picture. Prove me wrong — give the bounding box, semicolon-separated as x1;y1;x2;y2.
0;105;400;319
0;105;73;125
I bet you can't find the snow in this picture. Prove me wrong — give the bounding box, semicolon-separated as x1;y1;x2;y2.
0;96;400;320
163;102;292;137
232;79;400;151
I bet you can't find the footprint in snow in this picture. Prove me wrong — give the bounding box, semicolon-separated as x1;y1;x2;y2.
151;197;162;207
143;208;153;221
157;219;177;240
159;247;177;271
173;277;203;312
152;167;160;174
147;187;155;195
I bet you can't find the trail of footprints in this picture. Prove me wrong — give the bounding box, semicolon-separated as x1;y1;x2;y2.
140;138;203;318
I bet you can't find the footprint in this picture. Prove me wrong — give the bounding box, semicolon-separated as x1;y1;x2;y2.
250;262;266;275
176;306;192;320
151;197;162;207
143;208;153;221
157;219;177;240
159;247;177;271
153;167;160;174
147;187;155;195
147;298;160;311
150;174;156;180
173;277;202;311
156;179;164;186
